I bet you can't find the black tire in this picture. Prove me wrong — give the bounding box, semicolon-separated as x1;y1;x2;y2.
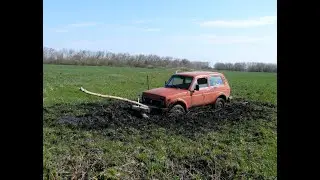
214;98;225;109
168;104;186;117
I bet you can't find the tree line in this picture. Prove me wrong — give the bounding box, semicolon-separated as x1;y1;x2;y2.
43;47;276;72
214;62;277;72
43;47;209;69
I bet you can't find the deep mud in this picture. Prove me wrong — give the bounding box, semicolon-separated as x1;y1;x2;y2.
50;98;276;139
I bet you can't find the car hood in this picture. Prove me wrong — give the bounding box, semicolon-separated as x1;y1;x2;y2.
143;87;188;98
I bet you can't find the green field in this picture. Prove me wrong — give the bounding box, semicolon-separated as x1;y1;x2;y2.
43;64;277;179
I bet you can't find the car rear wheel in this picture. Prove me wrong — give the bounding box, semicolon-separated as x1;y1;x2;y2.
168;104;185;117
214;98;225;109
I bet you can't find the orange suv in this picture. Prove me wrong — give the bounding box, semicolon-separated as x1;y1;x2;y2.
140;71;232;115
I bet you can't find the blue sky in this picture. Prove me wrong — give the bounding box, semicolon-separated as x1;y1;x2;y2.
43;0;277;64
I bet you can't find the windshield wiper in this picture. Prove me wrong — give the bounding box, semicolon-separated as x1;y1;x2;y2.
172;85;181;89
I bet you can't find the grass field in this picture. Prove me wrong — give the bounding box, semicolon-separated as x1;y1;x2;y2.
43;64;277;179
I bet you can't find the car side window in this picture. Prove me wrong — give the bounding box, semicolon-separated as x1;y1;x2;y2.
197;77;208;88
209;76;224;86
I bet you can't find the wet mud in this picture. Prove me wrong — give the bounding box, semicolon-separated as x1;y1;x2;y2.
50;98;276;139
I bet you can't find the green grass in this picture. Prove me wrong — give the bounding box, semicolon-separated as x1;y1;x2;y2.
43;64;277;179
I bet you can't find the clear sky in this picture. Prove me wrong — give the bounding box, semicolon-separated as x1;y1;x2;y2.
43;0;277;64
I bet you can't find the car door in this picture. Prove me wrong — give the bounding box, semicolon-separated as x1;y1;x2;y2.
190;76;209;107
205;75;226;104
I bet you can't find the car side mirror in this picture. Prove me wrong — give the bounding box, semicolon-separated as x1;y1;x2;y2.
165;81;167;85
195;85;199;91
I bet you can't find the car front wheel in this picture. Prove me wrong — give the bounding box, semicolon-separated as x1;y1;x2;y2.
168;104;185;117
214;98;225;109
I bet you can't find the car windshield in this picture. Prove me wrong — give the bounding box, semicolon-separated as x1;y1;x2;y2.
165;75;193;90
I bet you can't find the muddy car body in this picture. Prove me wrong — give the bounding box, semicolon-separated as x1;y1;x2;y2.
140;71;232;114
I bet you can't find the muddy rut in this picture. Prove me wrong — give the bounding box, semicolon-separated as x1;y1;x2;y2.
50;99;276;139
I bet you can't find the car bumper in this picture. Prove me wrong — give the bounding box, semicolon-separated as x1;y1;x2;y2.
131;104;168;113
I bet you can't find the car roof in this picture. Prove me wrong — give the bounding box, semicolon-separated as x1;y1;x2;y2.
175;71;223;77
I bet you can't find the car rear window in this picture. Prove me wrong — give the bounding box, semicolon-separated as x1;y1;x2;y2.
209;76;224;86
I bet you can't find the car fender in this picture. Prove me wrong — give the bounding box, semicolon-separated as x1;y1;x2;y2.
168;98;188;110
216;92;227;101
